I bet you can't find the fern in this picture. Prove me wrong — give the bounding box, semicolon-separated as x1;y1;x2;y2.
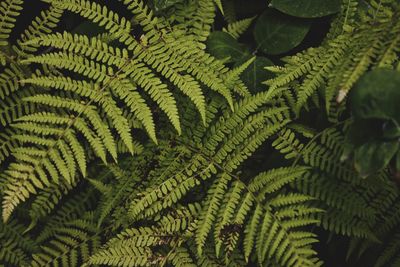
0;0;399;266
0;218;38;266
0;0;23;47
31;214;101;267
0;0;249;221
266;0;400;115
0;2;65;221
82;91;322;266
222;17;255;39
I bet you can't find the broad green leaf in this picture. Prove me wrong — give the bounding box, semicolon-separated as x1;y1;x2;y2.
254;9;311;55
354;141;399;177
206;31;249;63
237;56;274;92
345;119;383;148
351;69;400;123
270;0;341;18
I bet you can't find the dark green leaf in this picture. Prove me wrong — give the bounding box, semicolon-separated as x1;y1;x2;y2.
346;119;383;147
237;56;274;92
354;141;399;177
270;0;341;18
254;9;311;55
351;69;400;123
342;119;382;162
206;31;249;63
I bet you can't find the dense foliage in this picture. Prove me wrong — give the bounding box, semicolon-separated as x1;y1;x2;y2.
1;0;400;266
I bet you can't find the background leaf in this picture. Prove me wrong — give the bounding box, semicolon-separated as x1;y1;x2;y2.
254;9;311;55
270;0;341;18
354;140;399;177
206;31;249;63
351;69;400;123
237;56;274;92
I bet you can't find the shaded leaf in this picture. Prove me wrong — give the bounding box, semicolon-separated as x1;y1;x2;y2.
206;31;249;63
354;141;399;177
351;69;400;123
271;0;341;18
254;9;311;55
237;56;274;92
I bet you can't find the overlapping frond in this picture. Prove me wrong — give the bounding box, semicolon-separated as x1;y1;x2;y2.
0;1;399;267
0;0;247;221
0;3;65;221
128;92;289;220
0;218;38;266
266;0;400;116
31;214;101;267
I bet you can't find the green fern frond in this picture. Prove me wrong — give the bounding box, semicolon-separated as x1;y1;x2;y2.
265;1;400;114
0;0;288;232
168;246;197;267
196;173;232;255
0;0;23;47
0;218;38;266
92;163;142;227
222;17;255;39
13;5;64;57
214;180;245;257
128;92;288;220
31;215;101;267
374;232;400;267
272;128;305;159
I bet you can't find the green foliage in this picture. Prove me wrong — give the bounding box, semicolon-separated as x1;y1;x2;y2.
237;56;274;93
270;0;341;18
206;31;248;63
344;69;400;177
150;0;184;12
266;0;400;114
222;16;255;39
0;0;400;267
254;9;311;55
351;69;400;122
0;0;246;222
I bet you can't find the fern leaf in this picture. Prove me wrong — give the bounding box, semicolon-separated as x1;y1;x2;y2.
214;181;245;257
223;17;255;39
0;0;23;46
196;173;232;255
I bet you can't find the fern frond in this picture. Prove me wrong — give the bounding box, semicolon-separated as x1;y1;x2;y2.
196;173;232;255
0;0;23;46
295;35;348;111
272;128;305;159
31;215;101;267
168;246;197;267
214;180;245;256
374;232;400;267
0;218;38;266
13;5;64;57
222;17;255;39
129;92;288;219
266;1;400;114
